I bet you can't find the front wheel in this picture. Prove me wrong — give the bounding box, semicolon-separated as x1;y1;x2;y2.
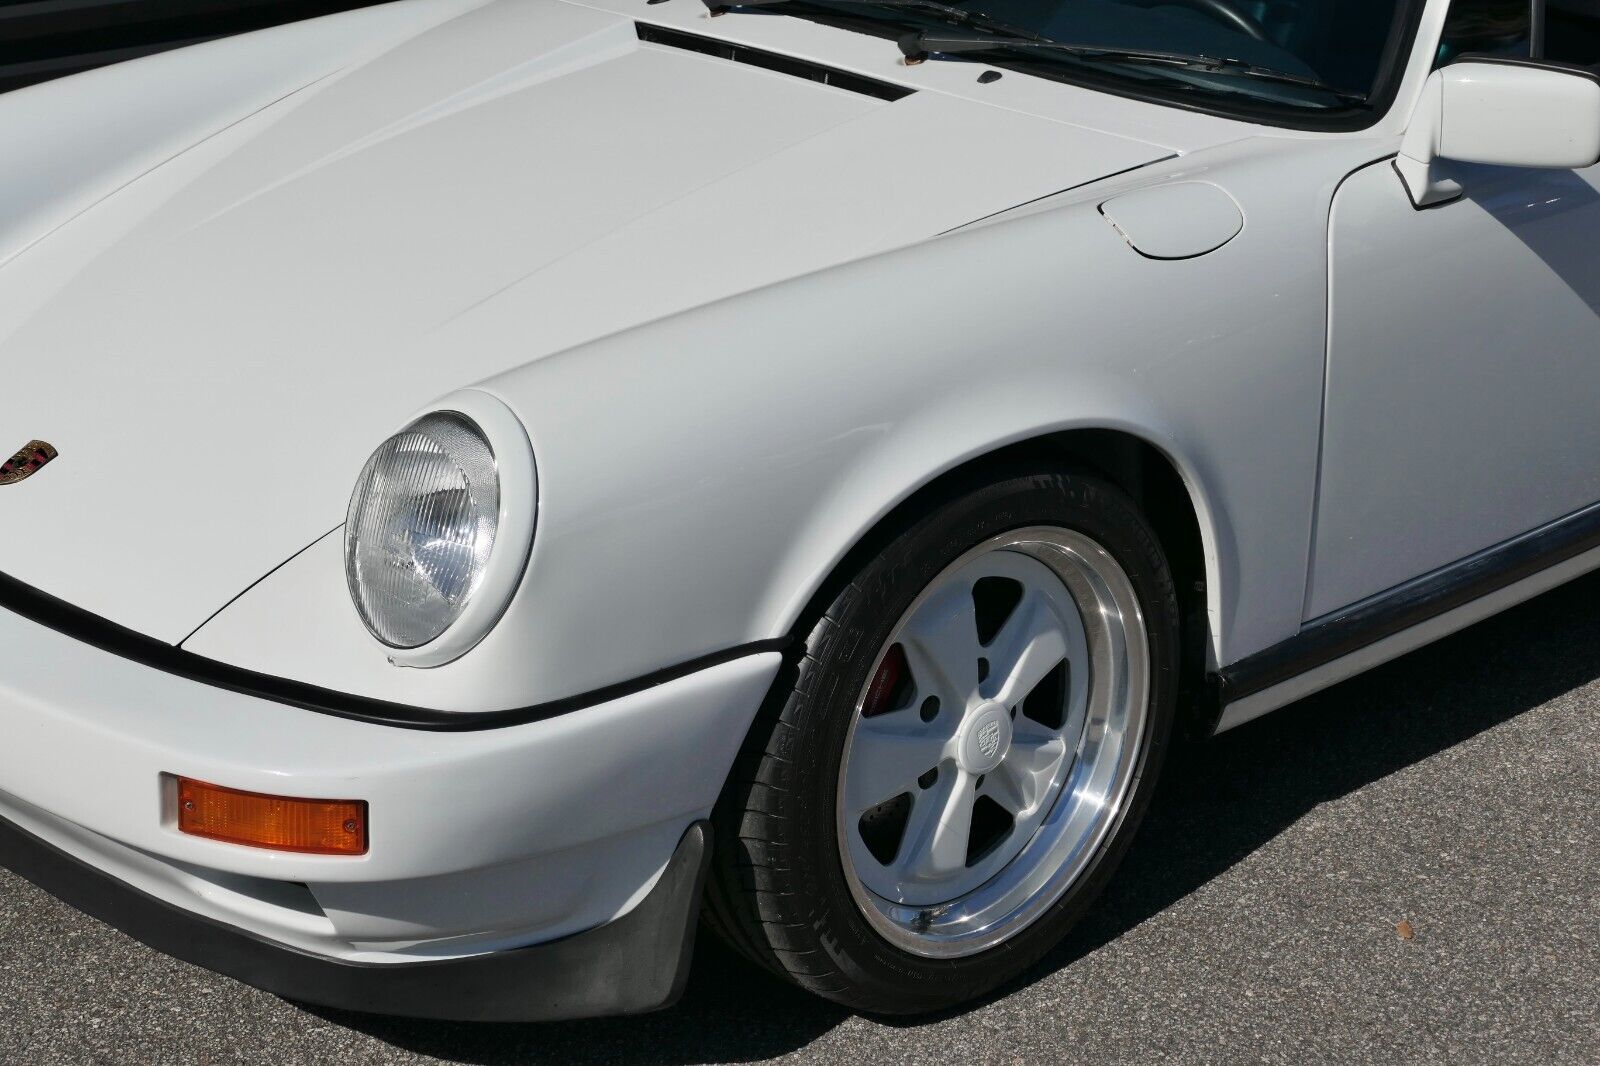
705;468;1180;1013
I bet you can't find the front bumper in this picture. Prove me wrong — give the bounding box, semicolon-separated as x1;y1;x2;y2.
0;598;780;1019
0;813;711;1022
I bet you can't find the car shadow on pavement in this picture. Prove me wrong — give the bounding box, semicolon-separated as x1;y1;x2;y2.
310;571;1600;1063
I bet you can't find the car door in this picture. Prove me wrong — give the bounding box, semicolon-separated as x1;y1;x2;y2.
1304;0;1600;619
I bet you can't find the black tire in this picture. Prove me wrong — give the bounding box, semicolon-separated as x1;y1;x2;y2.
704;466;1181;1014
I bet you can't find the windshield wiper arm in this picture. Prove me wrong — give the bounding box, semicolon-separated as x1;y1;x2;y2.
697;3;1365;104
898;29;1367;102
702;0;1049;45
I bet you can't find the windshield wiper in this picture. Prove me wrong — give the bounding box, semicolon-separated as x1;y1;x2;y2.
699;1;1366;105
897;29;1367;102
702;0;1049;46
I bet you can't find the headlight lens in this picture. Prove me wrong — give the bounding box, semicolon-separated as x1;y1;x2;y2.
344;412;500;649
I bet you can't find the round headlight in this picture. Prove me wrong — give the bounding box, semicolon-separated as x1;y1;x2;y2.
345;412;500;649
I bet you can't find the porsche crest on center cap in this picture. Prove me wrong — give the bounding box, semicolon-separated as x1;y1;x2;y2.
0;440;58;486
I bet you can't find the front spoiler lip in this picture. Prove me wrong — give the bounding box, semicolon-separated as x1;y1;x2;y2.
0;568;789;731
0;814;713;1023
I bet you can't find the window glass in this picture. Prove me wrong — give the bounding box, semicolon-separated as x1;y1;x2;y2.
755;0;1418;116
1437;1;1600;69
1438;0;1531;64
1547;0;1600;68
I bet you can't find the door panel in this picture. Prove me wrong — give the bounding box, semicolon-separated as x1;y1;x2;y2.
1308;157;1600;619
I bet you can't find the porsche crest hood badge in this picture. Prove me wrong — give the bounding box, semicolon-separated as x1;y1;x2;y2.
0;441;57;485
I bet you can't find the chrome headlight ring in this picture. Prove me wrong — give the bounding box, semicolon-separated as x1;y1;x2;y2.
344;390;537;669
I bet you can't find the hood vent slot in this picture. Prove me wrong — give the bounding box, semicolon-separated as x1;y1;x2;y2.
636;23;914;101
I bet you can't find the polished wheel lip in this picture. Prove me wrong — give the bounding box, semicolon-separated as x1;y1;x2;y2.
835;526;1151;959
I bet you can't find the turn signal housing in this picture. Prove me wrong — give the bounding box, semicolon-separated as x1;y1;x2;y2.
174;777;368;855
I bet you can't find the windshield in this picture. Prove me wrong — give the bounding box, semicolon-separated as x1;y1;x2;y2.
732;0;1419;120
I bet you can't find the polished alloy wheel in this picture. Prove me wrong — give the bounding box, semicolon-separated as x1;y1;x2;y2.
836;525;1150;957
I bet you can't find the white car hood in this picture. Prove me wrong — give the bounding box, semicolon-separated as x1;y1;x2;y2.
0;0;1180;643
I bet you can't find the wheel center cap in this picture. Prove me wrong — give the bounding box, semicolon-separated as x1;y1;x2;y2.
958;701;1013;775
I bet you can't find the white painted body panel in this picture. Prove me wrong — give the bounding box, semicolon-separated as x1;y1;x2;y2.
1403;61;1600;174
1311;155;1600;616
192;135;1390;709
0;602;779;957
1099;182;1244;259
1434;63;1600;168
1;0;1597;966
0;0;1178;646
0;0;1454;691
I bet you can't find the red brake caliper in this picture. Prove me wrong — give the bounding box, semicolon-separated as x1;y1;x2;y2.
862;643;908;717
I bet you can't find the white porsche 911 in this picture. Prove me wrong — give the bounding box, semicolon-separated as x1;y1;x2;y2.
1;0;1596;1022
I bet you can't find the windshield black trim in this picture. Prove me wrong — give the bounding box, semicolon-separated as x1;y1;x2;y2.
716;0;1428;132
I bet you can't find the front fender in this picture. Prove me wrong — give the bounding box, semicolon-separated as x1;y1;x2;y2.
499;200;1265;693
188;140;1360;712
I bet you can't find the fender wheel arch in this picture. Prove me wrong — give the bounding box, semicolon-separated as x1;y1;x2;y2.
753;428;1213;751
703;461;1185;1011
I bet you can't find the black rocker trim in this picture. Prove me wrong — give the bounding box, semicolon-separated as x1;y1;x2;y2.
0;569;789;732
0;815;712;1023
1216;500;1600;706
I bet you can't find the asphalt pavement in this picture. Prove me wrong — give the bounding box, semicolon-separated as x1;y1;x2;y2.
2;573;1597;1064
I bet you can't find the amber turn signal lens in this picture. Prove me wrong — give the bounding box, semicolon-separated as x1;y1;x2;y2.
175;778;368;856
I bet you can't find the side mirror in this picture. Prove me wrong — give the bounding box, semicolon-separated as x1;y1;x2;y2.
1396;58;1600;207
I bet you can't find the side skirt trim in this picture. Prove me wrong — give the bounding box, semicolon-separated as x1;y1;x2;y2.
1213;500;1600;732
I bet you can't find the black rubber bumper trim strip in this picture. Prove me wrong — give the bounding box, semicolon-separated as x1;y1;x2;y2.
0;570;789;731
1217;499;1600;704
0;815;713;1023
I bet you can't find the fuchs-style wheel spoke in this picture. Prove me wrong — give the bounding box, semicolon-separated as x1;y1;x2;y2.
984;734;1067;816
988;591;1071;707
895;767;976;884
709;473;1176;1013
898;581;983;707
1010;705;1062;744
837;527;1147;953
843;713;954;816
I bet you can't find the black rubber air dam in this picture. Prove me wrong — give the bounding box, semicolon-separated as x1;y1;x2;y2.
0;815;713;1022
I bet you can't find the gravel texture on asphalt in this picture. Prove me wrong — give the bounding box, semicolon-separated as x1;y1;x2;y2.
3;573;1597;1065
